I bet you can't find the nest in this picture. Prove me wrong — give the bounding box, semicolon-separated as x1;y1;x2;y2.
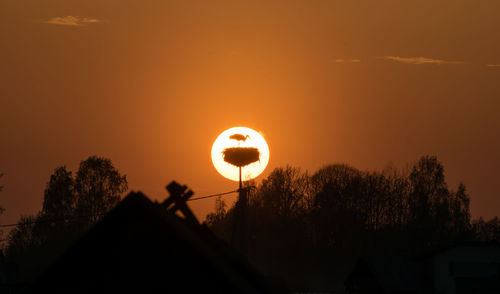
222;147;260;167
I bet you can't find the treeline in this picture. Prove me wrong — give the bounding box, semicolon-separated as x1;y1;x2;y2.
0;173;4;214
1;155;499;289
2;156;127;282
206;156;500;290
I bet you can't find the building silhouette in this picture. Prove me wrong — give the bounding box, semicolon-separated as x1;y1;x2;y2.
29;186;288;293
345;242;500;294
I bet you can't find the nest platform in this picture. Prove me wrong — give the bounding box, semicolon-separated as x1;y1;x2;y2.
222;147;260;167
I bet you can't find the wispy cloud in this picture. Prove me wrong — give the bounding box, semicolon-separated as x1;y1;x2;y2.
486;64;500;68
44;16;102;26
381;56;463;65
334;59;361;63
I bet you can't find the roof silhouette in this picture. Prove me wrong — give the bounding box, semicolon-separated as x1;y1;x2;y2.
29;188;288;293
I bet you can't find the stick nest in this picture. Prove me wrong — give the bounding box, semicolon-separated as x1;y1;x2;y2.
222;147;260;167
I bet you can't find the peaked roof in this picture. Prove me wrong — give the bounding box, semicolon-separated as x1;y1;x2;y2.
30;191;288;293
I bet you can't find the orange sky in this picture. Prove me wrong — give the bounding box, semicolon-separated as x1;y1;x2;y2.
1;0;500;227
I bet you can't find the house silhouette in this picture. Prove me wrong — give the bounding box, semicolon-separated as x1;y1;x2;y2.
345;242;500;294
29;186;288;293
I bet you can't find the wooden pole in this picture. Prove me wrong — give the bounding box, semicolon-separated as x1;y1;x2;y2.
239;166;242;191
238;166;248;257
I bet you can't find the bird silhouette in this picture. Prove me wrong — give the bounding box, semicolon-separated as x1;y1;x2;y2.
229;134;250;144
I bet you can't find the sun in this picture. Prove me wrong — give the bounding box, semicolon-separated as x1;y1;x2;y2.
211;127;270;182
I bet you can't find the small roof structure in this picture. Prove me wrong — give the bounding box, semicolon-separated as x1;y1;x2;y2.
417;241;500;260
29;183;288;293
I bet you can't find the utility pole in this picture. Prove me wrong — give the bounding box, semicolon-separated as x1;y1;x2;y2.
238;166;248;257
216;129;262;257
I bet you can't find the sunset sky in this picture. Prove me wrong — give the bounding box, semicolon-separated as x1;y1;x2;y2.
1;0;499;227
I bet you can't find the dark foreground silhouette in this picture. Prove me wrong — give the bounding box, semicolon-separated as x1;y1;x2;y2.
345;242;500;293
17;182;287;293
206;156;500;292
1;155;499;293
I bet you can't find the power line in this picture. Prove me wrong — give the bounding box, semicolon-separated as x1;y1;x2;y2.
187;190;238;201
0;190;238;229
0;214;105;229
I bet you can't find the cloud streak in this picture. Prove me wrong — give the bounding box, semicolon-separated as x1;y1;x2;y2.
44;16;102;26
334;59;361;63
486;64;500;68
381;56;463;65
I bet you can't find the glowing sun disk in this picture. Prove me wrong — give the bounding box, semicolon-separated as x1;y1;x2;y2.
211;127;270;182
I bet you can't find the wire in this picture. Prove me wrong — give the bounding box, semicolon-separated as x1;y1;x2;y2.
187;190;238;201
0;190;239;229
0;214;105;228
0;223;22;228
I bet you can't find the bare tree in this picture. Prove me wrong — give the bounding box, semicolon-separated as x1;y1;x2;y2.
257;166;310;219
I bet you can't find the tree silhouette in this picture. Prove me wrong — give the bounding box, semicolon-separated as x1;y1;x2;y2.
32;166;79;259
205;196;228;237
381;165;411;229
4;156;127;283
0;172;4;215
473;217;500;242
206;155;483;291
408;156;448;225
41;167;75;229
3;154;494;290
450;183;471;238
74;156;128;229
257;166;310;219
4;215;43;282
405;156;467;249
311;164;364;248
0;172;4;244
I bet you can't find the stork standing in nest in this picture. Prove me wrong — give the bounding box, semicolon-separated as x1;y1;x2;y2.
229;134;250;146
